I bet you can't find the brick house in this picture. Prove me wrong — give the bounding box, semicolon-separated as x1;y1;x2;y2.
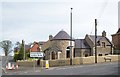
112;28;120;50
30;42;40;52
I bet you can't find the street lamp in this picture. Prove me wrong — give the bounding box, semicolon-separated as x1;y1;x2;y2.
70;8;73;65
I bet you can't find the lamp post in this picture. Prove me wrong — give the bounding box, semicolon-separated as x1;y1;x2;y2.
70;8;73;65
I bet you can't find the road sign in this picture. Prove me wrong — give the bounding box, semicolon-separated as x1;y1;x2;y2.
30;52;44;58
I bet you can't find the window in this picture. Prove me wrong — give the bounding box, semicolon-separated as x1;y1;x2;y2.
52;52;55;59
105;54;108;56
85;54;88;57
66;47;70;58
99;54;102;56
102;42;105;48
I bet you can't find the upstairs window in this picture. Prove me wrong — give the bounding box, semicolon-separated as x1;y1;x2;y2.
102;42;105;48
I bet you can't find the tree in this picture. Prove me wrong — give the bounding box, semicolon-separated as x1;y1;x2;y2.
17;40;24;60
0;40;12;56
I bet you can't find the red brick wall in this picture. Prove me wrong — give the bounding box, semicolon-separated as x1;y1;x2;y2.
112;34;120;50
30;42;40;52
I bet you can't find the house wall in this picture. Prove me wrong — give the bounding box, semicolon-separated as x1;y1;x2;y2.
74;48;91;57
112;34;120;50
96;37;112;56
42;40;51;51
42;39;75;60
96;46;111;56
85;35;94;55
85;35;112;56
51;40;69;59
30;42;40;52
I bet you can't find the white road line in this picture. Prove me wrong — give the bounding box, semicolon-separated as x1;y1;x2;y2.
24;72;28;74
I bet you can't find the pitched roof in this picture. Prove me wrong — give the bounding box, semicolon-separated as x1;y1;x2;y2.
116;28;120;34
25;45;30;51
53;30;71;40
75;39;90;48
88;35;105;42
111;28;120;36
88;35;112;45
30;42;40;52
39;41;46;45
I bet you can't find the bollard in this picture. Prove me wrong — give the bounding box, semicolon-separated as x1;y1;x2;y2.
6;64;8;70
45;60;49;69
12;64;15;69
16;64;19;69
8;63;11;69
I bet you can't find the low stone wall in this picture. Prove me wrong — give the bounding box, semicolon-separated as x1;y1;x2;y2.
17;55;120;67
106;55;119;61
17;60;38;67
40;58;70;67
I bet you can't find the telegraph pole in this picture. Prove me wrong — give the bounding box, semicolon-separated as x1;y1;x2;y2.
70;8;73;65
95;19;97;63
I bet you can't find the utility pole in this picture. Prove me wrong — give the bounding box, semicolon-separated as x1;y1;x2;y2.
95;19;97;63
70;8;73;65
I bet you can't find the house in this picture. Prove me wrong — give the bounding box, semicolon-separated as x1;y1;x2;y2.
42;30;112;60
30;42;40;52
85;31;113;56
74;39;91;57
14;44;30;53
42;30;74;60
112;28;120;50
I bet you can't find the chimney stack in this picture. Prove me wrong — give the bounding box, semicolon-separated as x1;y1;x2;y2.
49;35;53;40
102;31;106;37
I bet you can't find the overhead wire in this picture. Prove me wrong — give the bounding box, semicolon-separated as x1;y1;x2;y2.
90;0;109;35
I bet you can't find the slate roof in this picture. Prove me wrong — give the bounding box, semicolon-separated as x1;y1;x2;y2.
25;45;30;51
39;41;46;45
88;35;112;45
43;46;62;52
53;30;71;40
88;35;105;42
75;39;90;48
112;28;120;36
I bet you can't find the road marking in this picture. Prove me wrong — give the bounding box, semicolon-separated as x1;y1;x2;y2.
24;72;28;74
35;70;41;72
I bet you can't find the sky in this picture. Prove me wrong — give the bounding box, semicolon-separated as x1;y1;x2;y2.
0;0;120;55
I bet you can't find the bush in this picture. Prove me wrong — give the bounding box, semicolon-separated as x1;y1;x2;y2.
113;50;120;55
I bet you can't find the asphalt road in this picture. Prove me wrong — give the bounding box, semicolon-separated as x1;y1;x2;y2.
2;61;120;75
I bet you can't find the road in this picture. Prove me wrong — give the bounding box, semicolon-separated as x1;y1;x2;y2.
2;61;120;75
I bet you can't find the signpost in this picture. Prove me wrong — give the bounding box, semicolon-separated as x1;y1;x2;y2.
30;52;44;58
30;52;44;70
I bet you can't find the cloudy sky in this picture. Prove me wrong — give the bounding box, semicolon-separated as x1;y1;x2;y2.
0;0;119;45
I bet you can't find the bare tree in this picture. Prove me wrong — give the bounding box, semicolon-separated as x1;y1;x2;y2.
0;40;13;56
